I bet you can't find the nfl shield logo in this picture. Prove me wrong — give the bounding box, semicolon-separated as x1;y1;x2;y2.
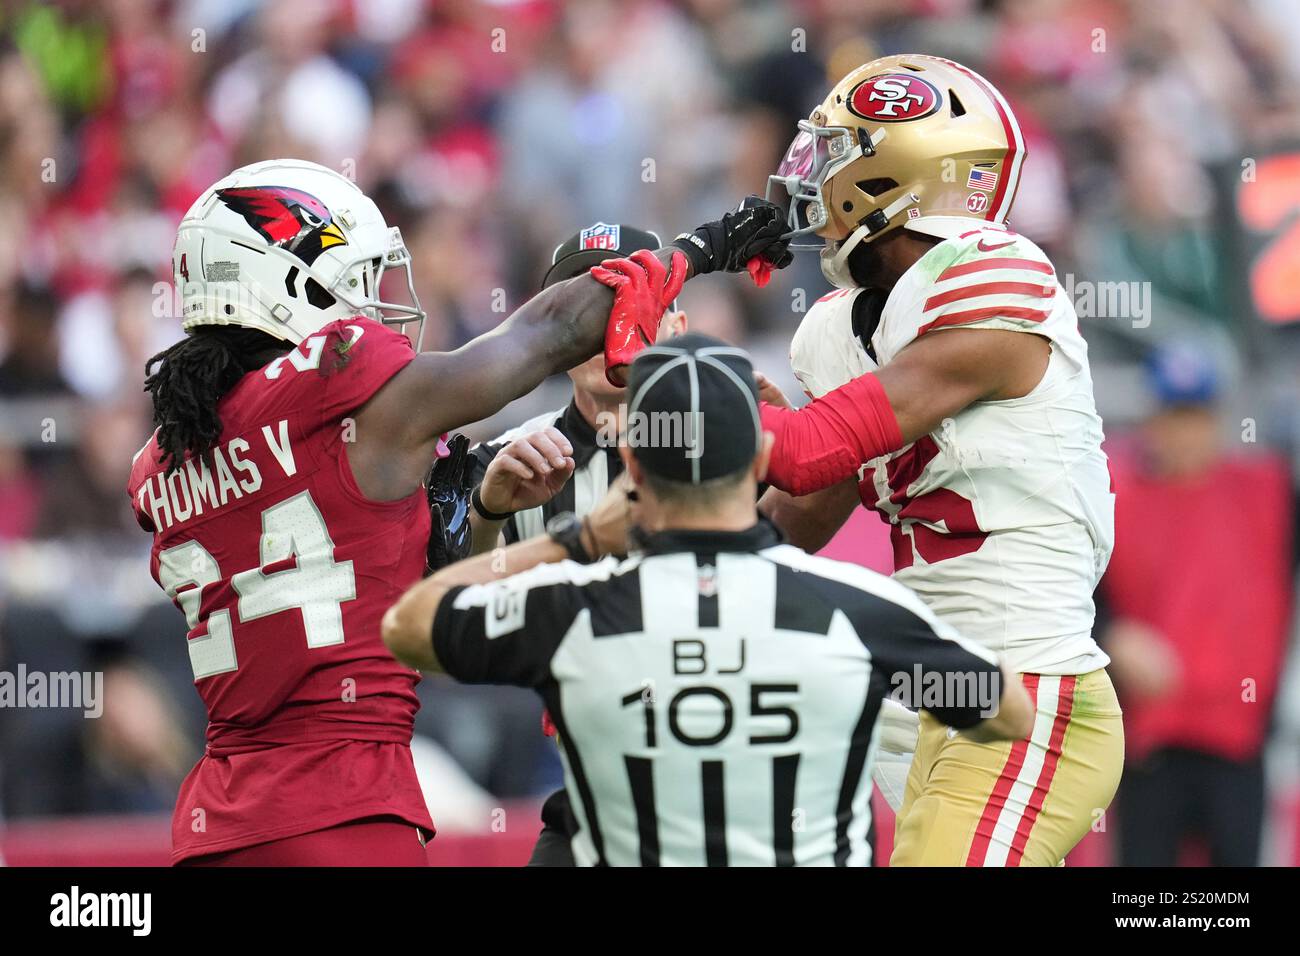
697;564;718;597
580;222;621;251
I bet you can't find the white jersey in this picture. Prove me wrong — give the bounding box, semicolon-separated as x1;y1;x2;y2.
789;225;1114;675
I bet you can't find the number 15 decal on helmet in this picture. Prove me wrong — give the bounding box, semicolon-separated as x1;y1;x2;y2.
172;159;426;348
765;54;1026;289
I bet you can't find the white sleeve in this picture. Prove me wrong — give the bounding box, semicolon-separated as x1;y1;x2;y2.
912;232;1059;339
788;289;877;398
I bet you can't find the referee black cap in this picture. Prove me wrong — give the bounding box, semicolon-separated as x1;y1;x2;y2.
543;223;662;288
626;333;763;485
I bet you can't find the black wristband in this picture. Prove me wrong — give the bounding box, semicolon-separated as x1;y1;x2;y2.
471;485;514;522
671;231;714;276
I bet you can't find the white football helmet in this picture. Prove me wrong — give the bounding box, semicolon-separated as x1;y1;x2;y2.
173;158;425;347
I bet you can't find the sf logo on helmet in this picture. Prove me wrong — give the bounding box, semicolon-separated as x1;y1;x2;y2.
848;74;941;122
217;186;348;265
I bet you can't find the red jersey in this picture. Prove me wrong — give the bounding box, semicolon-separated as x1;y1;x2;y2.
1105;445;1293;762
127;317;434;862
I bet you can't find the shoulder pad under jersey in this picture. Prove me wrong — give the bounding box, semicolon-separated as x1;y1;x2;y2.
789;289;879;398
874;226;1059;365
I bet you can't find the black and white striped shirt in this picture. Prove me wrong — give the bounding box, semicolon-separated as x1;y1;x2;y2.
471;401;621;543
431;521;1000;866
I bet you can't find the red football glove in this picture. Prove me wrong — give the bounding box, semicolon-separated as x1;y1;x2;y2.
591;248;688;386
746;255;775;287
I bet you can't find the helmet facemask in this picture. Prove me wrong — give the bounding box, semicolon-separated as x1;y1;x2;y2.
766;120;885;248
767;120;922;288
325;226;426;350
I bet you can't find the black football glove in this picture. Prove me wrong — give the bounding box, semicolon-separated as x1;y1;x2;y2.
671;195;795;276
425;433;474;573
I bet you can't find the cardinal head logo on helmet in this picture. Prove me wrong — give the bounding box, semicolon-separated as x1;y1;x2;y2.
174;159;425;347
216;186;348;265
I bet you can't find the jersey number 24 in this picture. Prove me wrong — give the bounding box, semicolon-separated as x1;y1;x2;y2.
157;491;356;680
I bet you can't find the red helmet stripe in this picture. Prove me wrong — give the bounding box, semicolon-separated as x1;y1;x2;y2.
938;59;1023;223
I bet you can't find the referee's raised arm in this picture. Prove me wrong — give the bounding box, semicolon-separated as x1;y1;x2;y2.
382;466;635;673
381;533;569;673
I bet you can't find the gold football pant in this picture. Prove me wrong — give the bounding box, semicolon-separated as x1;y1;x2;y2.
891;669;1124;867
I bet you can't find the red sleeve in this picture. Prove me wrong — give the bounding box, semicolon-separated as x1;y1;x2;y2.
313;318;415;419
125;432;162;533
760;372;904;496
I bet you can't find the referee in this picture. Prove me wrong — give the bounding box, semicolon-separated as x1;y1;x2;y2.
384;334;1033;866
461;222;683;864
466;222;685;551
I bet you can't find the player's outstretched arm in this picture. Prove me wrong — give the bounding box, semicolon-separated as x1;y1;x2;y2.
380;197;792;445
874;326;1049;440
351;260;671;502
760;327;1050;496
752;368;863;550
355;198;792;504
370;263;658;449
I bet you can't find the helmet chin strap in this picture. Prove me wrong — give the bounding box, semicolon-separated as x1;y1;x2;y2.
819;192;918;288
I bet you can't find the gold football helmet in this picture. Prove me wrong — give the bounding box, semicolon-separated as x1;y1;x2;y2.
766;54;1026;287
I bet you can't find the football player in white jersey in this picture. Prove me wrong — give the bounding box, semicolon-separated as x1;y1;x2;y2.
757;54;1122;866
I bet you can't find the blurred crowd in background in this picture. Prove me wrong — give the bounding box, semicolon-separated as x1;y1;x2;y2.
1;0;1299;864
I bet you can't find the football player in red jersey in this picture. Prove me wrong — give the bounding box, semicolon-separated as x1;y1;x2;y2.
127;159;790;865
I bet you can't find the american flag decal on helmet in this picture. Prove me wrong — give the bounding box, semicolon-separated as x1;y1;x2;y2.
967;168;999;192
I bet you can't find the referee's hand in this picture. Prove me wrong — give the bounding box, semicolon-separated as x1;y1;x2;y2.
755;370;791;409
480;427;576;515
583;471;638;558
